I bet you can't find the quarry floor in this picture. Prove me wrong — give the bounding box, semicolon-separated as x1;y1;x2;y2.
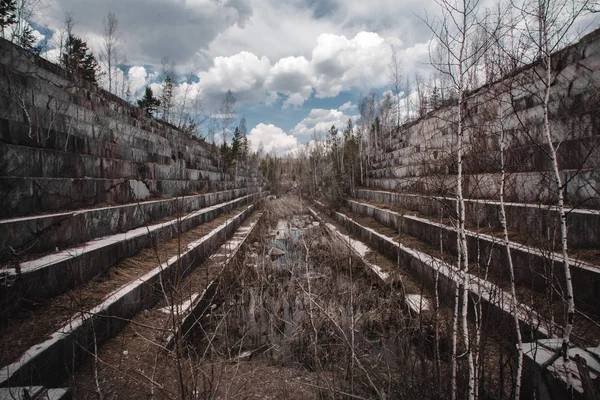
66;196;417;399
6;195;581;399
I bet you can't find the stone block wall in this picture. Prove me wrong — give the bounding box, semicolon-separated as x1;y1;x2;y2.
369;29;600;208
0;38;261;218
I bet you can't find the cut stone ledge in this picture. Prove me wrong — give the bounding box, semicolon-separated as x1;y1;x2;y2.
0;203;256;388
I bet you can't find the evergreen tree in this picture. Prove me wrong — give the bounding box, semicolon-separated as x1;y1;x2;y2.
231;126;242;161
0;0;16;38
16;23;35;50
220;141;232;171
238;117;248;160
430;85;441;110
62;34;99;83
137;86;161;115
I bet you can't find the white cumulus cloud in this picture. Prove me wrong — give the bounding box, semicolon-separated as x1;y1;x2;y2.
128;66;149;96
195;31;410;109
339;101;356;111
197;51;272;106
291;108;358;137
248;123;298;155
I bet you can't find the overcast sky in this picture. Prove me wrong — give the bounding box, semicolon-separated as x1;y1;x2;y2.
35;0;598;155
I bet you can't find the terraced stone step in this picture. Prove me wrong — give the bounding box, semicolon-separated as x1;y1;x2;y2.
353;188;600;248
0;49;215;165
310;207;439;322
0;386;70;399
0;193;261;309
0;203;257;388
345;198;600;316
0;98;217;173
367;168;600;208
0;114;220;177
314;201;559;342
309;207;401;286
0;142;225;182
164;211;264;348
0;176;250;217
372;133;600;168
0;188;252;261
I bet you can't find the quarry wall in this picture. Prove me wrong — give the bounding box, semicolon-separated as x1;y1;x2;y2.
0;38;260;219
369;29;600;208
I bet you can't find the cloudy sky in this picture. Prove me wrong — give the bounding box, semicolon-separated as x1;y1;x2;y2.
33;0;598;155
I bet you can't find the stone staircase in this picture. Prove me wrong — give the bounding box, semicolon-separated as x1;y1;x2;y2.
0;38;264;392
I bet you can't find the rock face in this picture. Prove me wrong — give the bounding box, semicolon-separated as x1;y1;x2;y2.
368;29;600;208
0;35;265;302
0;38;262;219
0;37;265;390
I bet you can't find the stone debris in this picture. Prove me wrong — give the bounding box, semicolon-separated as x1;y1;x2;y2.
523;339;600;395
405;294;432;315
269;247;286;259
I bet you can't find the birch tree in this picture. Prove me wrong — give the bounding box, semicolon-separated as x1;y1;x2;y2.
496;97;524;400
424;0;491;398
508;0;592;386
100;11;119;94
389;45;403;128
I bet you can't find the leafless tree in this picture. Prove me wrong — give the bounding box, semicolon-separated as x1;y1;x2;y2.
160;57;175;123
423;0;492;398
414;72;427;118
220;89;236;144
100;11;119;94
507;0;593;386
389;45;403;128
379;91;394;149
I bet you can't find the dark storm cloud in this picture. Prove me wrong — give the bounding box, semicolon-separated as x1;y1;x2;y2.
47;0;253;66
305;0;338;19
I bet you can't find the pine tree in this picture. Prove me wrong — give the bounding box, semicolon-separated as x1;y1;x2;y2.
137;86;160;115
16;23;35;50
231;126;242;161
62;34;100;83
220;141;232;171
238;117;248;161
0;0;16;38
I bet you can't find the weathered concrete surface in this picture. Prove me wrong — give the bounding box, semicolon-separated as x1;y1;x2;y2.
0;188;251;260
368;168;600;207
0;38;262;219
522;339;600;400
0;203;257;388
353;188;600;249
0;176;256;217
0;111;213;171
167;211;264;348
367;29;600;208
0;143;225;181
346;198;600;317
314;201;556;342
371;136;600;175
0;193;261;310
0;40;214;166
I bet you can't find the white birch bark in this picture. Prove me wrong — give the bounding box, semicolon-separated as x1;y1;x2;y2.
497;114;524;399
